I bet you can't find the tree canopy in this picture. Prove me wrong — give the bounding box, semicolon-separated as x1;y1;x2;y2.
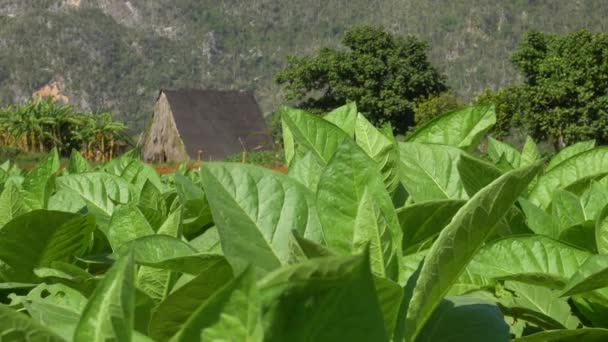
275;26;447;133
490;30;608;149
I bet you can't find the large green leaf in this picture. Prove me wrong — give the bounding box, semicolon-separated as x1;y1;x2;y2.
515;328;608;342
67;150;92;174
56;172;137;229
561;254;608;297
323;102;358;136
551;189;586;232
13;283;87;340
0;180;27;227
396;199;466;253
529;147;608;208
200;163;322;274
281;106;350;165
138;180;168;231
355;113;400;192
287;151;324;192
0;304;65;342
398;142;467;202
457;153;502;197
260;254;387;342
597;205;608;254
521;136;541;167
317;139;401;279
519;198;558;238
170;268;263;342
74;251;135;342
136;208;182;303
582;181;608;221
416;296;509;342
149;257;233;341
404;162;542;341
117;235;224;275
406;104;496;151
546;140;596;172
21;148;60;210
173;173;212;238
498;281;580;329
467;236;591;287
105;204;155;251
487;137;522;168
0;211;95;282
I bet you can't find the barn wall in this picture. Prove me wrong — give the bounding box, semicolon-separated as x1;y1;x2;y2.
141;92;190;162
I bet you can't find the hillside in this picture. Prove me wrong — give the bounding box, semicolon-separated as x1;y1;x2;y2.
1;0;608;132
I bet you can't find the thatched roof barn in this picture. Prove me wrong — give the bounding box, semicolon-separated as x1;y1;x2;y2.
141;89;272;162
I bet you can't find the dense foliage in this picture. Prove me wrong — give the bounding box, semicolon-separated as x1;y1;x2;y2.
488;30;608;149
0;98;128;161
1;102;608;340
276;26;447;133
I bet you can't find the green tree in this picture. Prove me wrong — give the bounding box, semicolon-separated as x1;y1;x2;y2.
276;26;448;133
490;30;608;150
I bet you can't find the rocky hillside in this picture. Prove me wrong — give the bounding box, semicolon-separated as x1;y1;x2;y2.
1;0;607;132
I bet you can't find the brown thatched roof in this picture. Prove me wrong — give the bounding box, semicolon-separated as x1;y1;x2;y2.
161;89;271;160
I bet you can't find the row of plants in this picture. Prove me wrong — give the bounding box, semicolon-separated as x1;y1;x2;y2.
1;103;608;341
0;98;129;161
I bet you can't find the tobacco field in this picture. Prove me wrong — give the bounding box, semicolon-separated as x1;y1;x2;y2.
2;103;608;341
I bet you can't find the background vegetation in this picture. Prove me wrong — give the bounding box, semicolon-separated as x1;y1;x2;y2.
1;1;608;132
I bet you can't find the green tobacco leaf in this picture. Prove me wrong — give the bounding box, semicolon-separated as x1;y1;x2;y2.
317;140;401;279
67;150;92;174
546;140;596;172
530;147;608;208
0;211;95;282
200;163;322;274
281;106;349;165
188;227;222;254
137;208;182;303
561;254;608;297
21;148;60;210
597;206;608;254
15;283;87;340
120;159;164;193
521;136;541;167
0;304;65;341
74;251;135;342
117;235;224;275
149;258;233;341
173;173;212;239
487;137;521;168
467;236;591;287
138;180;168;231
397;199;466;253
260;254;387;342
105;204;155;251
373;276;404;336
399;142;467;202
170;268;262;342
355;113;400;192
515;328;608;342
416;296;509;342
406;104;496;151
457;153;502;197
287;151;324;192
582;181;608;221
559;221;597;253
519;198;558;238
56;172;137;229
552;189;586;232
404;162;542;342
288;230;333;263
323;102;358;136
47;188;86;213
0;180;27;227
499;281;580;329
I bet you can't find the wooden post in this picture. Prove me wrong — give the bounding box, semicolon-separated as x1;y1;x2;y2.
197;149;203;162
